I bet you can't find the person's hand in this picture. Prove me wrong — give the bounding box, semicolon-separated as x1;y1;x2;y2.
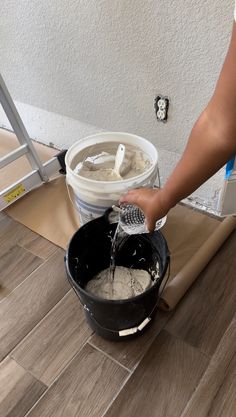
119;188;172;232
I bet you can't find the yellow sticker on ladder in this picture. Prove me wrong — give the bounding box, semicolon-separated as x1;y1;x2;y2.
3;184;26;203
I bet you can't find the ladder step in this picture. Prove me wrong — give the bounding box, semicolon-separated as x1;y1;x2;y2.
0;144;29;169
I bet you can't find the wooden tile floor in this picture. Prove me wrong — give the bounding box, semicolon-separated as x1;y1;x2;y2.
0;212;235;417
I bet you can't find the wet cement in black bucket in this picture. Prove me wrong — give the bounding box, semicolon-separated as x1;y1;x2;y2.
65;211;170;340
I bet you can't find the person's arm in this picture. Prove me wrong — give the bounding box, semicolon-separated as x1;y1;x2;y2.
120;22;236;231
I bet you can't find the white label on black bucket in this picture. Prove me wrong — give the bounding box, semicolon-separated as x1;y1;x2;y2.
138;317;151;331
119;327;138;337
119;317;151;337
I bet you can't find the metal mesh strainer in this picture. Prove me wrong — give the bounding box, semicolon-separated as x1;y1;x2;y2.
118;204;166;235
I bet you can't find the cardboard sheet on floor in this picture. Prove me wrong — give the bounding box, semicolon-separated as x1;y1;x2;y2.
2;129;235;310
160;209;236;310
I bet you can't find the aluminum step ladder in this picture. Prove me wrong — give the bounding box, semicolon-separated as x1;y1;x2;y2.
0;73;66;211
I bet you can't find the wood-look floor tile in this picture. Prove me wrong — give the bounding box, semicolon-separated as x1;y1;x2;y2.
0;215;56;259
0;245;43;300
0;216;32;245
181;315;236;417
90;310;171;370
19;231;57;260
207;356;236;417
0;249;69;361
0;216;23;253
0;211;7;221
104;330;208;417
166;231;236;355
12;290;93;385
26;343;128;417
0;357;46;417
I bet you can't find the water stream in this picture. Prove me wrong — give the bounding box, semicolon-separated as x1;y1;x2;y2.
109;223;124;282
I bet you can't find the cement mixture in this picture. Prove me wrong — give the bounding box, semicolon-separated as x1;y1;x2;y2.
75;145;151;181
85;266;153;300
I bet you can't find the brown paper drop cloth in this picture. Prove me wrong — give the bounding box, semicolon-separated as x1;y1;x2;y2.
1;129;235;310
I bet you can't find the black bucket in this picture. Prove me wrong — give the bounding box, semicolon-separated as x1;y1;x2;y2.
65;209;170;341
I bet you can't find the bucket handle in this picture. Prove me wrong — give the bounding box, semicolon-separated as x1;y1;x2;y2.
66;180;75;205
66;180;83;215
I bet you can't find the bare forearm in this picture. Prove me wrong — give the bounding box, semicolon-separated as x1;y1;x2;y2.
162;109;236;209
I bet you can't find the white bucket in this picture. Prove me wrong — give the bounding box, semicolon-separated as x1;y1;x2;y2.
65;132;159;225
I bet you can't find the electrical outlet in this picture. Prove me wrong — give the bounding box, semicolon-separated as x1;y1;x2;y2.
154;95;169;122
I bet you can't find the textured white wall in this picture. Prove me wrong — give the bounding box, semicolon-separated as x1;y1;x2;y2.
1;0;234;210
1;0;233;152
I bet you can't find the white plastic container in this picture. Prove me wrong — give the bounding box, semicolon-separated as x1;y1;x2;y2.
65;132;159;225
